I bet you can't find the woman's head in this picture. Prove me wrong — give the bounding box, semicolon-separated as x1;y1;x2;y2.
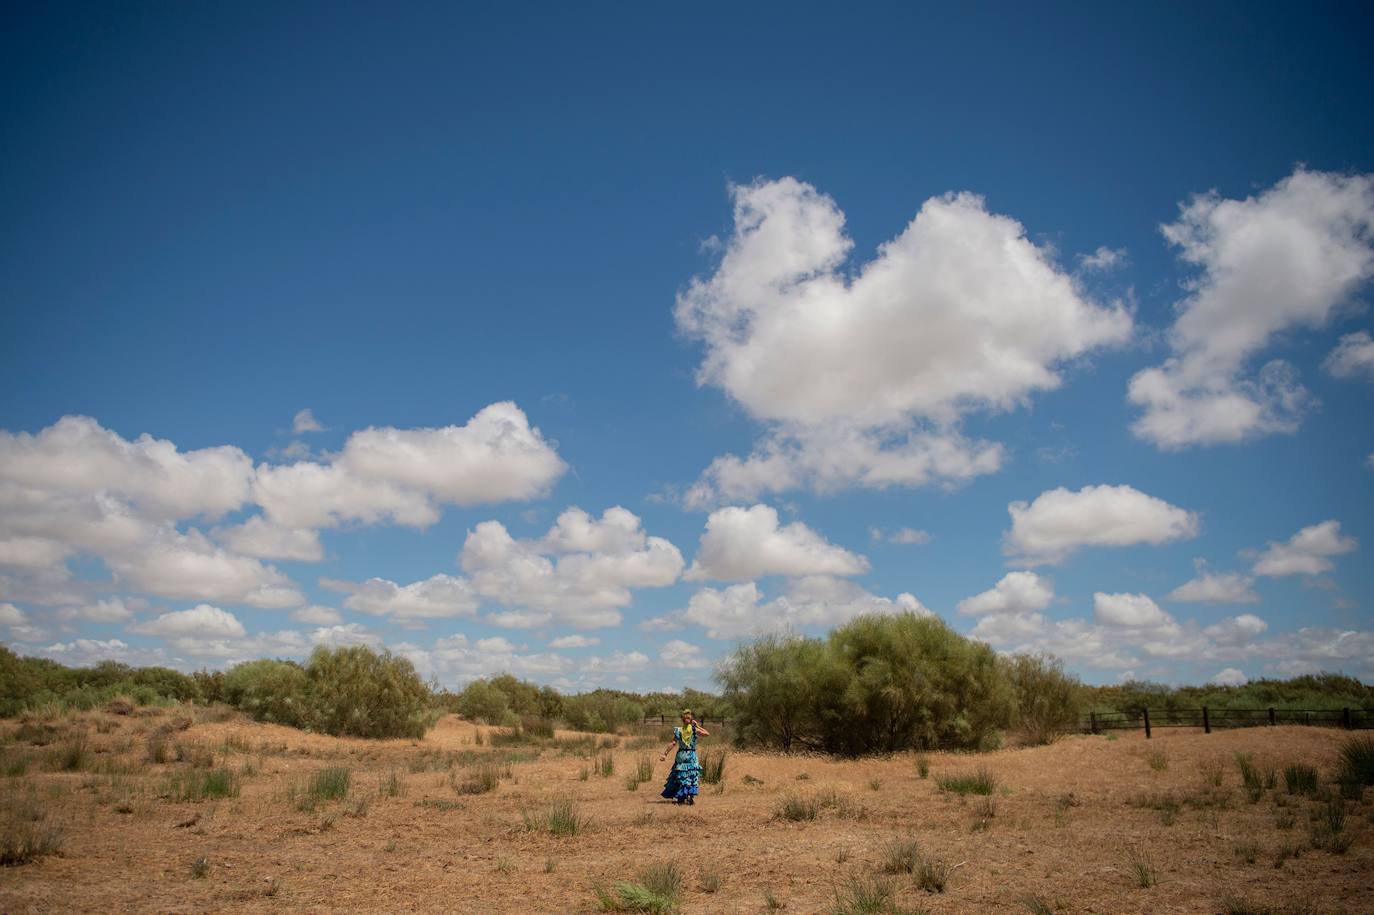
680;708;692;723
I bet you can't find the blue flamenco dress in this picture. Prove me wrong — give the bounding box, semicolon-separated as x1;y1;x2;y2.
661;724;701;803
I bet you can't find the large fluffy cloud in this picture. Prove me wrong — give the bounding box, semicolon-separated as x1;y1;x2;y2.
1251;520;1357;577
956;571;1053;616
652;575;927;640
1092;592;1177;630
1005;484;1200;565
685;504;868;581
676;178;1131;503
1166;567;1259;604
460;507;684;628
130;604;247;639
1128;168;1374;449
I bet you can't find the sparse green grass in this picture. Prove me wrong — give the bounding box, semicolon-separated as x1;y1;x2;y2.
191;855;210;879
413;798;463;812
1233;842;1258;865
776;794;819;821
1274;808;1296;830
829;875;898;914
1337;735;1374;786
1236;752;1265;802
594;861;682;913
49;732;89;772
1122;847;1156;888
597;752;615;778
1020;897;1057;915
1219;898;1324;915
636;755;654;783
522;798;588;837
3;754;30;777
915;754;929;779
1147;749;1168;771
763;889;784;910
698;866;721;893
309;766;351;801
700;750;727;785
1283;763;1318;796
381;769;405;797
880;837;921;874
868;778;883;791
168;766;239;801
936;768;996;795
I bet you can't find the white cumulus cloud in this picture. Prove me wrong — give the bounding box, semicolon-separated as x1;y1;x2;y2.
685;504;868;581
1251;520;1357;577
130;604;247;639
1128;168;1374;449
676;178;1131;503
1167;567;1259;604
338;574;481;621
956;571;1054;616
1092;592;1176;629
1005;484;1199;565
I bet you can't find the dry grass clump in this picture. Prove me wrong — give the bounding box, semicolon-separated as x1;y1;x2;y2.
700;749;727;785
0;795;64;866
168;766;239;801
1282;763;1318;795
829;874;904;914
879;837;921;874
453;761;508;795
777;794;819;821
1121;846;1156;888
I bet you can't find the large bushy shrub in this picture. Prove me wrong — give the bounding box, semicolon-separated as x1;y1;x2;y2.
223;659;311;728
455;680;511;724
720;612;1015;755
306;646;433;739
223;648;434;739
1005;653;1082;745
0;646;201;716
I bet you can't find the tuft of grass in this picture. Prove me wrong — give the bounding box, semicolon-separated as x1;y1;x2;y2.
1283;763;1318;796
636;755;654;783
1233;842;1258;865
597;752;615;778
1274;808;1296;830
1236;752;1264;802
1199;760;1224;787
595;861;682;913
169;766;239;801
309;766;351;801
698;866;721;893
914;754;929;779
454;762;505;795
50;732;90;772
763;889;785;910
742;774;763;786
1122;847;1156;888
0;816;65;866
776;794;819;822
191;856;210;879
1220;896;1324;915
1337;735;1374;786
3;754;31;778
1147;749;1168;772
936;767;996;795
700;749;727;785
625;774;642;792
829;875;896;914
545;857;557;873
381;769;405;797
880;837;921;874
973;795;997;830
522;798;588;837
1020;897;1057;915
916;855;951;893
868;778;883;791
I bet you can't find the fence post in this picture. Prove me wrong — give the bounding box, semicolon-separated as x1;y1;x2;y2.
1268;707;1276;726
1344;708;1352;730
1203;706;1210;734
1090;711;1098;735
1143;708;1151;740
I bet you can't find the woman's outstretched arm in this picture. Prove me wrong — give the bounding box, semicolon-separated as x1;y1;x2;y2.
690;719;710;736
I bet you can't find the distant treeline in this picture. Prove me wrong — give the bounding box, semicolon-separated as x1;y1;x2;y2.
1084;674;1373;718
437;674;728;734
4;634;1370;751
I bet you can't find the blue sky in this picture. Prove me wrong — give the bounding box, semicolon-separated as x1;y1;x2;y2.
2;1;1372;691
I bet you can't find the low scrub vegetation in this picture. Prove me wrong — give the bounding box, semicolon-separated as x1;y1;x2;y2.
936;768;997;796
594;861;682;913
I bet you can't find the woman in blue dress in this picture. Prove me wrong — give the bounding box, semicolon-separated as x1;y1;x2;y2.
659;709;709;804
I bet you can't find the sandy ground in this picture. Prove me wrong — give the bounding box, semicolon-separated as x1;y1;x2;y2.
1;709;1370;914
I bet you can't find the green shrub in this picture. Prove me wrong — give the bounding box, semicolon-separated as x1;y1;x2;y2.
721;613;1013;755
1005;653;1083;745
1283;763;1318;795
304;646;433;739
223;659;311;728
456;680;511;724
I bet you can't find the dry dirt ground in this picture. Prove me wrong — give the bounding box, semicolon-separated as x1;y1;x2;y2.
1;708;1370;914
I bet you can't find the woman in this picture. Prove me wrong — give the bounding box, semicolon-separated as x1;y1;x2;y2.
659;709;709;805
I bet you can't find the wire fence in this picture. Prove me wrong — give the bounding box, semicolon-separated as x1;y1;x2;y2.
1083;706;1374;738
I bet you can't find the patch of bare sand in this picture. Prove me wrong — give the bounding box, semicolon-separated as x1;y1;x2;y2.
1;711;1370;914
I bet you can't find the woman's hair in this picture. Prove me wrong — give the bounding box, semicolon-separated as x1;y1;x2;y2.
681;708;692;718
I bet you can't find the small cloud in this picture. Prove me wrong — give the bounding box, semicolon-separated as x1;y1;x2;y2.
1210;667;1248;687
1077;246;1127;272
293;409;325;434
548;634;599;649
887;528;932;546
